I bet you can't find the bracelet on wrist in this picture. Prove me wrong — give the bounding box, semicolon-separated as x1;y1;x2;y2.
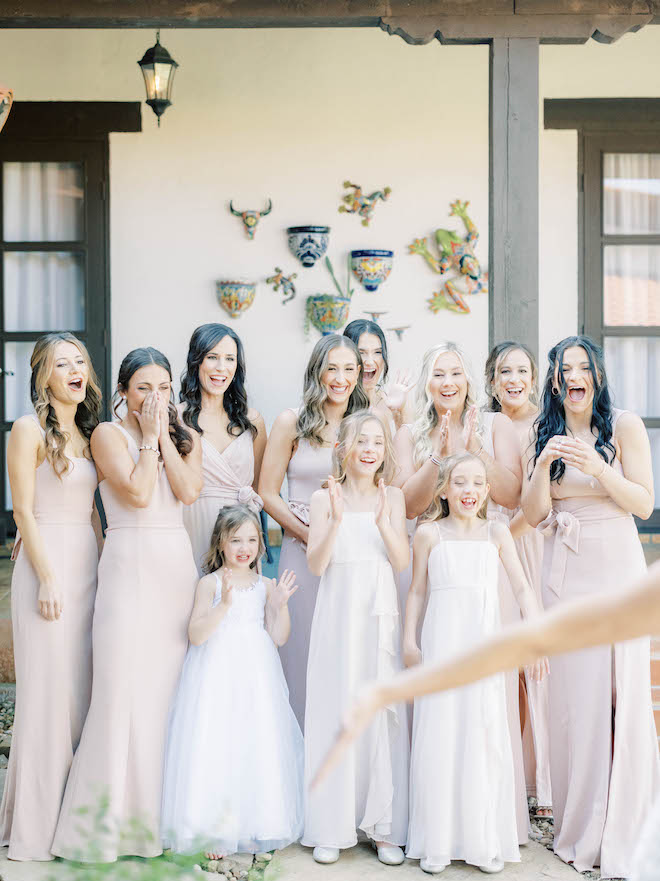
429;453;443;467
139;443;159;454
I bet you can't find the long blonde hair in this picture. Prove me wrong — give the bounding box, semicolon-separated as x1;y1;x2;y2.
295;335;370;446
410;342;481;467
202;504;265;574
330;410;395;486
421;452;489;523
30;333;102;478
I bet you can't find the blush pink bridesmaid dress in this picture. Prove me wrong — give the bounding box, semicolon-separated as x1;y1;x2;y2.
0;415;98;860
51;423;198;862
277;428;333;729
539;410;660;878
183;431;262;574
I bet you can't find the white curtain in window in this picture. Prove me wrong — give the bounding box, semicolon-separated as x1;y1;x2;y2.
603;153;660;235
3;162;83;242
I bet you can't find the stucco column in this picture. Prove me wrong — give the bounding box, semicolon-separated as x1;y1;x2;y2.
489;37;539;360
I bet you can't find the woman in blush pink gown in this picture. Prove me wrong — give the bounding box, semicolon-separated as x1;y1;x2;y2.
51;347;202;863
393;342;529;844
179;324;266;572
259;334;369;728
0;333;101;861
523;335;660;879
484;341;552;814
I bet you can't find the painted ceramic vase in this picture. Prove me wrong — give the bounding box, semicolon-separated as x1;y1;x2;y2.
350;249;393;292
287;225;330;268
305;294;350;335
216;280;256;318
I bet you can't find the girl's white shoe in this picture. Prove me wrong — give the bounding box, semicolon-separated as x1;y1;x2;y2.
372;842;405;865
420;857;447;874
479;858;504;874
313;847;340;864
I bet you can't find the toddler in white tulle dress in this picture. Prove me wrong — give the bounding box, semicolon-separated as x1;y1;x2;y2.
161;504;303;857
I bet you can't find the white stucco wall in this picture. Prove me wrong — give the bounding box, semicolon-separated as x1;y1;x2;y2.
1;25;660;429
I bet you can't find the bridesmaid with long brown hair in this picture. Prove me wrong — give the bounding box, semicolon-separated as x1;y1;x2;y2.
259;334;369;727
179;324;266;572
0;333;102;860
52;347;201;862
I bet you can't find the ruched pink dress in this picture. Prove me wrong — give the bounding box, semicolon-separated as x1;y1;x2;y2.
51;423;198;862
539;410;660;878
277;430;333;728
0;416;98;861
183;432;262;573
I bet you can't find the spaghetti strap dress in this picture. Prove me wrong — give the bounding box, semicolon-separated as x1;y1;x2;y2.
51;423;198;862
0;415;98;861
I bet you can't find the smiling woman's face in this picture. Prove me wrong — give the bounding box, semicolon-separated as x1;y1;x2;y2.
429;352;468;414
321;346;360;405
47;341;89;406
556;345;596;416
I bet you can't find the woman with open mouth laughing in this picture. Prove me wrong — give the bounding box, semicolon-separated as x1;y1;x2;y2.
259;334;369;727
484;341;552;821
522;335;659;879
0;334;102;861
343;320;413;436
179;324;266;573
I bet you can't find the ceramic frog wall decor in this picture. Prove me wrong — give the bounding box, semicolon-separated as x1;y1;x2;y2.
338;181;391;227
409;199;488;314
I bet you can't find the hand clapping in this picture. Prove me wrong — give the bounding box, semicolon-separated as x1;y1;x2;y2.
220;567;234;608
327;475;344;523
374;478;390;528
556;437;607;478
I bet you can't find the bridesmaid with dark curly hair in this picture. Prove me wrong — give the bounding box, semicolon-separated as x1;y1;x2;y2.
0;333;102;861
523;335;660;878
179;324;266;572
52;347;201;862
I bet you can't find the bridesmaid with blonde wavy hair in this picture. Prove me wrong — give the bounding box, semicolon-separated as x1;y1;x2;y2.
0;333;102;861
259;334;369;726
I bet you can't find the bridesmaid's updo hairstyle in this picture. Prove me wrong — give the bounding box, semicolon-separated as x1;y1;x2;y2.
422;452;488;523
484;340;539;412
113;347;193;457
331;411;395;487
202;504;265;574
410;342;481;467
30;332;102;477
533;335;615;483
296;334;370;447
343;319;389;384
180;323;256;438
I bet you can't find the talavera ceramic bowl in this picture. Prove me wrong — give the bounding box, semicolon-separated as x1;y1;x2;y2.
350;249;393;292
287;226;330;268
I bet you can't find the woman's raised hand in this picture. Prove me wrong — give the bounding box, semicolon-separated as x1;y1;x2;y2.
220;567;234;608
374;478;390;528
382;369;415;412
431;410;451;459
462;405;480;454
271;569;299;609
327;475;344;523
157;392;171;444
538;435;567;469
556;437;607;478
134;390;160;446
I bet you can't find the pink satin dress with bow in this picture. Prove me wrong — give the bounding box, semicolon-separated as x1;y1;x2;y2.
539;409;659;879
183;431;262;573
278;433;333;728
0;416;98;861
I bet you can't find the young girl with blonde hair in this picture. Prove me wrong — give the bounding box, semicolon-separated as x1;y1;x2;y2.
403;452;546;875
161;504;303;857
303;411;410;867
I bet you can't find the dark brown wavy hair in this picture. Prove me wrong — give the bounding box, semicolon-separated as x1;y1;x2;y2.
30;333;102;478
112;347;193;457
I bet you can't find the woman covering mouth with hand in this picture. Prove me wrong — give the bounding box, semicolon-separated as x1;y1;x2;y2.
522;335;659;878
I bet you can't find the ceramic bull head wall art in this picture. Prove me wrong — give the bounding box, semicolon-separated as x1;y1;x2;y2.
229;199;273;240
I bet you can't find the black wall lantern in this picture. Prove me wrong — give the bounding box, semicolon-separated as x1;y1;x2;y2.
138;31;179;126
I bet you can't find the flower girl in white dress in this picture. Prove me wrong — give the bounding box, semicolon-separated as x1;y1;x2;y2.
303;412;410;866
404;453;547;875
161;504;304;856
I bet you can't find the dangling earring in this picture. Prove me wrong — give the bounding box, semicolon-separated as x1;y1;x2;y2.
551;386;560;397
